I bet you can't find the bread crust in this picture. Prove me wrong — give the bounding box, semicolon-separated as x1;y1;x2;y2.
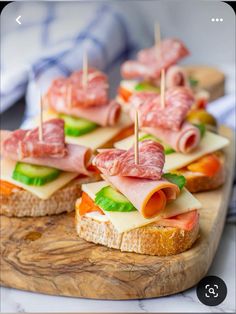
76;209;199;256
0;176;98;217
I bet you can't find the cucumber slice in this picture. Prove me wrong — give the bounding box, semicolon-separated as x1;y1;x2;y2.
95;186;136;212
59;114;98;137
139;134;175;155
135;82;160;93
12;162;61;186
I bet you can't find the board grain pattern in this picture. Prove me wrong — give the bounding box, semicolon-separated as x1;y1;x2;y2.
0;126;234;300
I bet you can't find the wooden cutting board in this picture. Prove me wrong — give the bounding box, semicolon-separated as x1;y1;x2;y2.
184;65;225;101
0;126;234;300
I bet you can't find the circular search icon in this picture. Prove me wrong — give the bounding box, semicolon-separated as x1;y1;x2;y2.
196;276;227;306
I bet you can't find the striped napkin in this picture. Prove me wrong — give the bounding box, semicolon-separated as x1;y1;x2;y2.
1;3;133;120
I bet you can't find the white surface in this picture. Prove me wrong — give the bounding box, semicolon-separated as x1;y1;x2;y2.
1;224;235;313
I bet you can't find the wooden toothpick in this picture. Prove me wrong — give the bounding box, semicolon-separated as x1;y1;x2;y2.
160;69;165;109
82;48;88;89
154;22;161;48
134;109;139;165
39;96;43;141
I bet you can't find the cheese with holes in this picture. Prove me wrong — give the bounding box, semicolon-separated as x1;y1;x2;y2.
1;158;78;200
33;111;132;150
114;131;229;171
82;181;202;233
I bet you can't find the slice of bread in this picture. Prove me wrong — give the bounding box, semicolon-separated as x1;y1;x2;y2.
177;152;225;193
1;176;99;217
75;209;199;256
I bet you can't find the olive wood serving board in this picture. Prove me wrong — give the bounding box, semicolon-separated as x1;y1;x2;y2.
0;126;234;300
184;65;225;101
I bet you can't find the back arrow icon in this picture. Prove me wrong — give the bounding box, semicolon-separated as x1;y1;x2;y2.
16;16;21;25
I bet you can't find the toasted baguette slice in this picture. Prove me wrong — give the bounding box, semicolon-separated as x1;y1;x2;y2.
177;152;225;193
1;176;98;217
76;209;199;256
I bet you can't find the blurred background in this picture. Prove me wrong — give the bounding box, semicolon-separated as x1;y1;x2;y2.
1;0;235;129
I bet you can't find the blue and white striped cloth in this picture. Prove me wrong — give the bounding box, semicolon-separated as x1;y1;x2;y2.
0;2;235;222
1;3;134;120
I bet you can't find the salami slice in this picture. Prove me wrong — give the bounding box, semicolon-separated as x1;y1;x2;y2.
45;69;120;126
121;39;189;81
69;69;108;107
2;119;67;159
130;86;194;131
121;61;155;81
46;68;108;109
93;140;165;180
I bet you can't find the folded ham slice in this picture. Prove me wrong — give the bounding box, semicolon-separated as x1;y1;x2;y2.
94;140;165;180
143;122;200;154
1;131;92;175
130;86;194;131
47;94;121;127
121;38;189;81
165;65;188;89
103;174;180;219
2;119;67;159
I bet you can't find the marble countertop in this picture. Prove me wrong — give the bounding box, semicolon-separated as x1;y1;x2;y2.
1;224;235;313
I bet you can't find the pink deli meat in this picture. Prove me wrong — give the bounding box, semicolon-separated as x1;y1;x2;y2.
143;122;201;154
165;65;188;89
2;119;67;159
69;69;109;107
46;70;121;126
1;131;92;175
47;68;108;108
93;140;165;180
121;39;189;81
103;174;180;218
130;86;195;131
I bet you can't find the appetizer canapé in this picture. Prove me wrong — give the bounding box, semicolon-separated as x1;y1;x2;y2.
0;119;97;217
76;140;201;256
43;68;133;150
117;38;209;109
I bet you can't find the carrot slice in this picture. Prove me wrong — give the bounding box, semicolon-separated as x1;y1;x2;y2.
118;86;132;102
187;154;221;177
0;180;21;195
78;192;104;216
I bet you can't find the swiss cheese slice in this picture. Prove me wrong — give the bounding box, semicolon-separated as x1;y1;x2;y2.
1;159;78;200
114;131;229;171
82;181;202;233
37;111;132;150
